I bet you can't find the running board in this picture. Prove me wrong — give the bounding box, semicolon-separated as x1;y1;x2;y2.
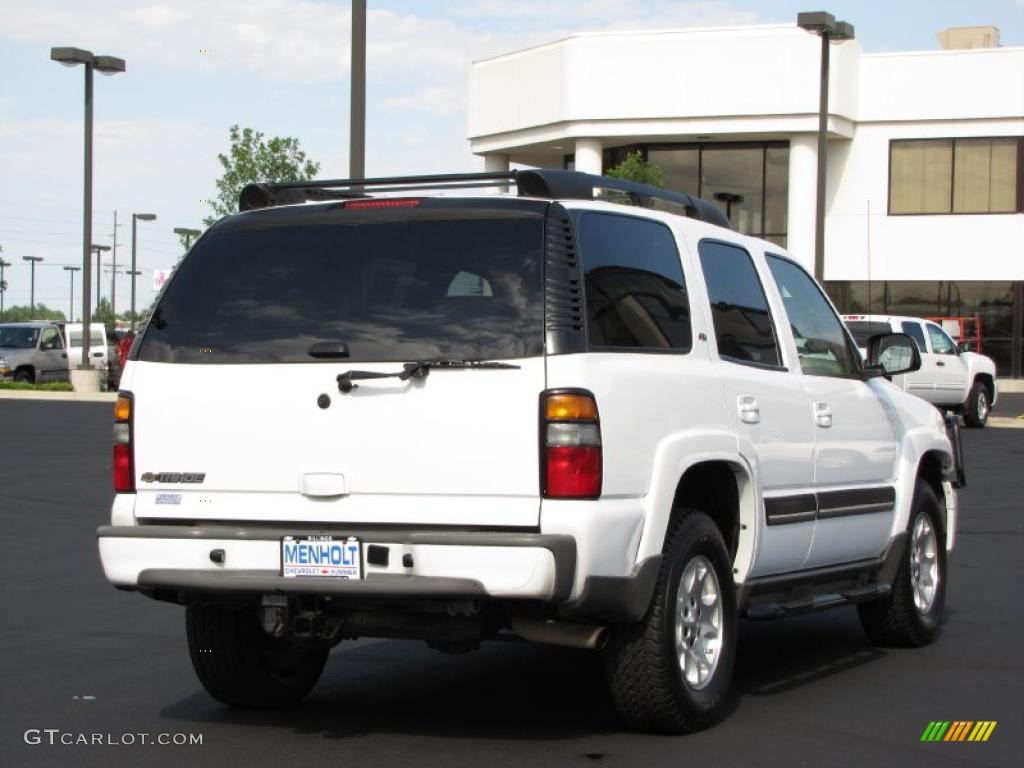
744;583;892;620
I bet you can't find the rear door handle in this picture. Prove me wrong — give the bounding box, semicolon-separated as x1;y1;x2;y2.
813;401;833;428
737;395;760;424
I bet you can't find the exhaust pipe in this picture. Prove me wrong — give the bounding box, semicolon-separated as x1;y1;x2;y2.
511;618;607;650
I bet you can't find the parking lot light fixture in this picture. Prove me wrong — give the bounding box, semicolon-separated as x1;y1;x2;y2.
173;227;202;252
51;45;125;370
131;214;156;333
23;256;43;319
796;11;855;281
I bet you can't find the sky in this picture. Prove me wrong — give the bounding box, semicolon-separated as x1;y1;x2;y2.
0;0;1022;315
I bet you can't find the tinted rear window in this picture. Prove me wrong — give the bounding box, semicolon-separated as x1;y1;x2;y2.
845;321;892;346
137;206;545;364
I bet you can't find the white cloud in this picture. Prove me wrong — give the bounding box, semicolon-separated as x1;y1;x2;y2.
382;85;462;116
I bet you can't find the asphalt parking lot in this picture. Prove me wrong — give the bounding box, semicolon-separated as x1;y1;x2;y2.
1;396;1021;768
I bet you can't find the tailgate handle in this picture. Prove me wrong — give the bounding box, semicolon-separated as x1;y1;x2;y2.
300;473;348;497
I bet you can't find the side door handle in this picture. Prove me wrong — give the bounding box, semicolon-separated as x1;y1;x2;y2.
813;401;833;428
737;395;760;425
936;360;945;367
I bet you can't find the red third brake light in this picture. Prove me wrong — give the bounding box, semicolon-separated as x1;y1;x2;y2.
344;198;421;210
542;391;602;499
113;393;134;493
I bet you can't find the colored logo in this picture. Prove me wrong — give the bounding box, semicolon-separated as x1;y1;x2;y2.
921;721;997;742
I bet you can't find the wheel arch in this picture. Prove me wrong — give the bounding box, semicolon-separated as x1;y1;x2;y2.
14;364;36;382
636;453;757;584
973;372;995;403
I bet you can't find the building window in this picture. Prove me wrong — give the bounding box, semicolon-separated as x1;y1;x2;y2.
889;137;1021;215
826;279;1021;377
636;142;788;245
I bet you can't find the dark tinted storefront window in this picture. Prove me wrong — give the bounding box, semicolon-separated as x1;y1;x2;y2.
827;280;1022;376
575;212;691;351
641;142;789;245
137;206;545;364
699;240;780;367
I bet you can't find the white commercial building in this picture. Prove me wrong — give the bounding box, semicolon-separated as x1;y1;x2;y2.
467;24;1024;376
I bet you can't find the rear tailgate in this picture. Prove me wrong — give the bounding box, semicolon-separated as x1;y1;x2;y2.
127;198;548;528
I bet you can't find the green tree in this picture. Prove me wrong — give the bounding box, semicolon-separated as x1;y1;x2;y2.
1;304;65;322
92;297;116;327
203;124;321;228
605;150;664;187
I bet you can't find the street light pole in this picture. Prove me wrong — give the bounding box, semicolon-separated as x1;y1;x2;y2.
131;213;156;332
797;12;854;282
0;257;9;320
110;210;120;320
350;0;366;181
91;244;110;314
51;47;125;371
23;256;43;319
64;266;81;322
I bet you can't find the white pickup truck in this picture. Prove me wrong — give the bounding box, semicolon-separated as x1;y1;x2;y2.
844;315;998;428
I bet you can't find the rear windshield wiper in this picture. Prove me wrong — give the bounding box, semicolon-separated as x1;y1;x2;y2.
337;359;521;393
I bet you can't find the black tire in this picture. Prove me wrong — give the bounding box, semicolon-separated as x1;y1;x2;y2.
962;381;989;429
14;368;33;384
186;604;328;708
603;510;737;733
858;482;947;647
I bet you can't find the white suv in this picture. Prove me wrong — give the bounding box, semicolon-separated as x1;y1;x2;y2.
844;315;998;428
98;170;962;733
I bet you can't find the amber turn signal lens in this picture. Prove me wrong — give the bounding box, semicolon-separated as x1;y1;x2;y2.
545;393;598;421
114;395;132;422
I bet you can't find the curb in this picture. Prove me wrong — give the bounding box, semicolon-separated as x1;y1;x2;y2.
998;379;1024;394
988;416;1024;430
0;390;117;403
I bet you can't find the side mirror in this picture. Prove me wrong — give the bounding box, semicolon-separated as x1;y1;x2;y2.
957;341;970;353
866;332;922;377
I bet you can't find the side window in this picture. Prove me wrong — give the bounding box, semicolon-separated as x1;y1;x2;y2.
698;241;781;367
900;321;927;352
926;323;956;355
574;212;691;351
40;328;62;350
765;254;859;377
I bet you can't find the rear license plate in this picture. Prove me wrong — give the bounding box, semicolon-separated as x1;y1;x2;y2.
281;535;362;579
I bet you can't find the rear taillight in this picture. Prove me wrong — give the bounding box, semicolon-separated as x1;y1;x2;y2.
542;391;601;499
113;393;134;493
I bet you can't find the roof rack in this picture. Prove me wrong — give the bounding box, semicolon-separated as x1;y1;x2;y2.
238;169;731;229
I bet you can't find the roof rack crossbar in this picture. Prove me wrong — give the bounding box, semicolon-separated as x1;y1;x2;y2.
238;169;730;229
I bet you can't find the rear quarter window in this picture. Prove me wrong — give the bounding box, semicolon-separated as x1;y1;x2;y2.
573;211;691;351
